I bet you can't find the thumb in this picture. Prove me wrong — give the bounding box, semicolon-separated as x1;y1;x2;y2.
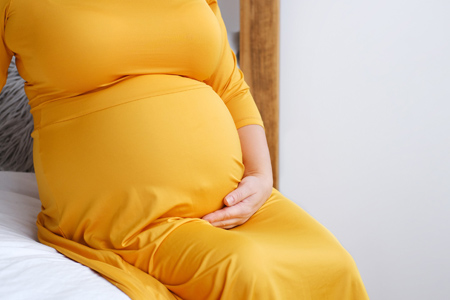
224;180;253;206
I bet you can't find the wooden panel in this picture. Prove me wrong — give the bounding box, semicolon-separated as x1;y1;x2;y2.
240;0;280;188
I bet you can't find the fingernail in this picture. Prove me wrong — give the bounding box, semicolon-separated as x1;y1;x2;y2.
225;196;234;205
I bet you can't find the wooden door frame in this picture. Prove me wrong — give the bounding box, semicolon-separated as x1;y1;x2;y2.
240;0;280;188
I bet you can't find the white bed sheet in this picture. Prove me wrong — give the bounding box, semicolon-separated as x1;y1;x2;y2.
0;171;130;300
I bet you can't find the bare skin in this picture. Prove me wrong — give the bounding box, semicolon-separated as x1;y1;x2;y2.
202;124;273;229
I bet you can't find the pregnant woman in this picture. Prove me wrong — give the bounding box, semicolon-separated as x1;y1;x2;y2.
1;0;369;299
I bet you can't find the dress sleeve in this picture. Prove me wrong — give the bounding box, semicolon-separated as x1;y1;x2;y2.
0;0;13;91
204;0;264;130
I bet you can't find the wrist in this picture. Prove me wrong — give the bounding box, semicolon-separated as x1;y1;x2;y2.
243;170;273;187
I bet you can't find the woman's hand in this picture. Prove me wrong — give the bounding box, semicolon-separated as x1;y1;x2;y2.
202;174;272;229
202;124;273;229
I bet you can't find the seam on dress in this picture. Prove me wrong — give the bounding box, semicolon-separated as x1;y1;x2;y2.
235;118;265;130
30;82;209;112
35;85;211;131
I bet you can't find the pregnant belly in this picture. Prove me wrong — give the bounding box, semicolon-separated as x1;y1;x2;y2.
34;76;244;243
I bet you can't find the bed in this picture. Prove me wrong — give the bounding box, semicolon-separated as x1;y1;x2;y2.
0;0;279;298
0;171;130;299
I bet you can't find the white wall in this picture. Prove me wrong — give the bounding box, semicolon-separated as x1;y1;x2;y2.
279;1;450;299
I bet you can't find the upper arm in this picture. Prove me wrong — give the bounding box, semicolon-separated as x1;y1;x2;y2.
0;0;13;91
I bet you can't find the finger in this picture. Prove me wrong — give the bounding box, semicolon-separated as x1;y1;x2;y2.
224;181;256;206
202;203;245;223
202;198;257;223
211;218;244;229
202;207;233;223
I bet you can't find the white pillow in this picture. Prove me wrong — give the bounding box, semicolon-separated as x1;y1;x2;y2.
0;171;130;300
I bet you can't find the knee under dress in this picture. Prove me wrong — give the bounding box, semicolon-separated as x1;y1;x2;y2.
1;0;370;299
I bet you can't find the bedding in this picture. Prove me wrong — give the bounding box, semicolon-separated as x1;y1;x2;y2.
0;171;130;299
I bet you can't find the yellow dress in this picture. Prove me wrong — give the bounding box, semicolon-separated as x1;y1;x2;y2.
1;0;369;299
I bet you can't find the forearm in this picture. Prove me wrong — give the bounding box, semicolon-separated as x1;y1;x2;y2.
237;124;273;186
